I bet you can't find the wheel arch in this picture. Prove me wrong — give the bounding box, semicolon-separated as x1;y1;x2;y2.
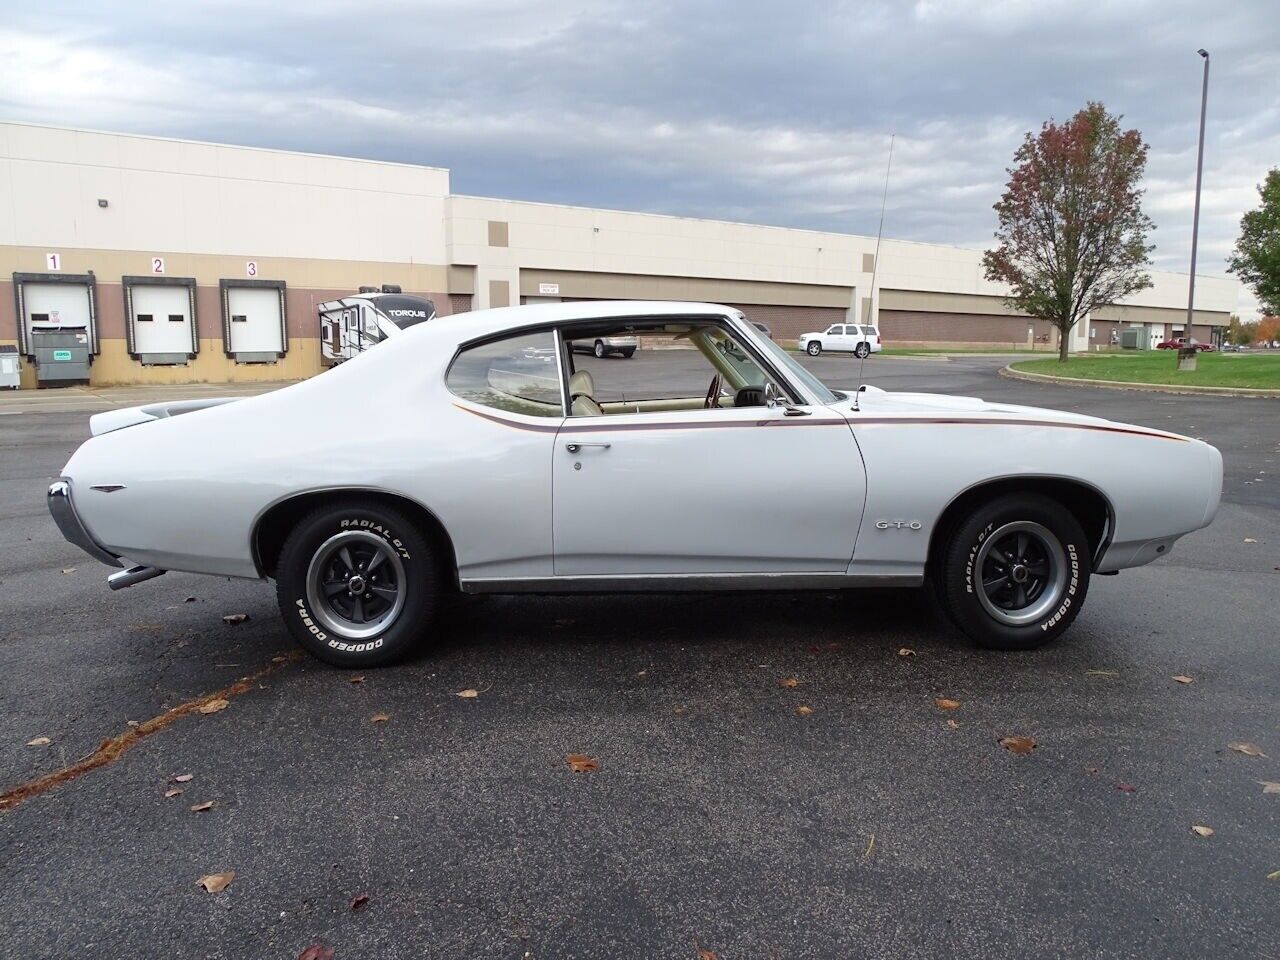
252;487;459;588
926;475;1114;578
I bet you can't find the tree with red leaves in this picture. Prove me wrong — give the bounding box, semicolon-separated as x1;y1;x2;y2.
983;102;1154;362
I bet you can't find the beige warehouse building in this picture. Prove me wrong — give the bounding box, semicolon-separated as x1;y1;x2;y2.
0;122;1238;389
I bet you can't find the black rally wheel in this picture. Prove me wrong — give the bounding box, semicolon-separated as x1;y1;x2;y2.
940;493;1091;651
275;500;438;667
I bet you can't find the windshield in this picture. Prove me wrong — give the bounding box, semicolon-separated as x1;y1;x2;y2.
751;331;840;404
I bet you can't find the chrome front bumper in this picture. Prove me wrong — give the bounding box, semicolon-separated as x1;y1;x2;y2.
47;479;122;567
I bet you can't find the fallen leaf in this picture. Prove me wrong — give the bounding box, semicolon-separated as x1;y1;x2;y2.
635;670;647;678
946;719;960;730
1172;675;1194;684
695;944;718;960
1268;869;1280;881
370;713;389;723
164;788;184;799
26;736;50;747
795;705;814;716
297;946;334;960
897;648;915;657
1086;669;1118;677
61;568;75;575
172;774;194;783
455;689;479;699
221;613;249;625
1115;781;1137;793
349;675;366;684
190;800;215;812
934;698;960;710
197;871;234;893
1229;741;1267;758
672;705;688;715
864;833;875;858
198;698;229;715
1243;538;1258;544
1257;780;1280;795
566;753;598;773
998;736;1037;755
127;720;140;727
1191;825;1214;837
271;655;289;664
351;892;370;911
779;677;800;689
184;596;197;603
1084;766;1099;775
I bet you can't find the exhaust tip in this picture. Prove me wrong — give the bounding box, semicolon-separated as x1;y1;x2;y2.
107;565;166;590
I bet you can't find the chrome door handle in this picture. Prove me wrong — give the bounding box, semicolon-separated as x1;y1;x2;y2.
565;441;611;453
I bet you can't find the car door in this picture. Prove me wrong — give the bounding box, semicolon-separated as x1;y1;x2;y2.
552;403;866;577
825;324;849;351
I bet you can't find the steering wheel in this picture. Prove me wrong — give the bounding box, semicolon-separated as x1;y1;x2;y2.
704;374;723;409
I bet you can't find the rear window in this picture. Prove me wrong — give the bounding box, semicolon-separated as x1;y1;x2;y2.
865;326;879;336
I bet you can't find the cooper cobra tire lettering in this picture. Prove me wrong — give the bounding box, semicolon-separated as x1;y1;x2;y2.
1040;543;1080;631
294;598;328;642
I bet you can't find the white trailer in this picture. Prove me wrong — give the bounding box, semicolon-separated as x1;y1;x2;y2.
319;287;436;364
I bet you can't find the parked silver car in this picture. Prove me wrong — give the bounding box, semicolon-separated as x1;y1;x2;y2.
572;335;637;358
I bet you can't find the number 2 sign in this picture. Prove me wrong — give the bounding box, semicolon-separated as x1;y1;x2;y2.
151;257;165;274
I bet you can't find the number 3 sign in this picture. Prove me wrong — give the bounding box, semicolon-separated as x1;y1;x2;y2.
246;261;258;277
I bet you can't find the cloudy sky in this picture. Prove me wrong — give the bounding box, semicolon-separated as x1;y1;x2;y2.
2;0;1276;315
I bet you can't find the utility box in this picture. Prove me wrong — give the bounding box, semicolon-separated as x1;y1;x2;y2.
30;323;91;386
0;345;20;389
1120;328;1142;350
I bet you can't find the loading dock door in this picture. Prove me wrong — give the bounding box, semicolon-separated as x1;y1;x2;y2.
128;284;196;364
20;282;94;358
223;283;286;362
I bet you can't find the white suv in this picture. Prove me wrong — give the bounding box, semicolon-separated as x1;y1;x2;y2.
797;323;882;358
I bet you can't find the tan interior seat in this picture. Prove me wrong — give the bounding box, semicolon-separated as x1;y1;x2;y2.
569;369;602;416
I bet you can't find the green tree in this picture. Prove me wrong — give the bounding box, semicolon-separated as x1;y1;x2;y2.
1227;169;1280;315
984;102;1154;362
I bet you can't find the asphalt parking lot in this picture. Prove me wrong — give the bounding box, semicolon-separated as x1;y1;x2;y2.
1;355;1277;959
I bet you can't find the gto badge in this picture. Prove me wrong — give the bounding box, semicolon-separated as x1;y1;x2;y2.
875;520;922;530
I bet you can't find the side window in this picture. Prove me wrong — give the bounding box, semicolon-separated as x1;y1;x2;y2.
825;325;841;335
848;325;861;336
447;330;563;417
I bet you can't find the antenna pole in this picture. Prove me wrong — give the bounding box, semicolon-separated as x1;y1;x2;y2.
859;133;894;385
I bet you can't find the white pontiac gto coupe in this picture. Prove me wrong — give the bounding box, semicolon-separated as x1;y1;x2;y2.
50;302;1223;666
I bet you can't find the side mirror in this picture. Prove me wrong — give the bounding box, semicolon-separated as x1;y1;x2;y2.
763;382;780;408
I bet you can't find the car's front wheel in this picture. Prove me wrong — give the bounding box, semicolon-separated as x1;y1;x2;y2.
275;501;438;666
939;494;1090;651
806;342;822;356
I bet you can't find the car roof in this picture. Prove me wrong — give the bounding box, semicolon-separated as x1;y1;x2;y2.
401;300;742;349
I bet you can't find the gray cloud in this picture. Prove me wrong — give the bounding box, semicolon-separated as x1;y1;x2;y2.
1;0;1276;315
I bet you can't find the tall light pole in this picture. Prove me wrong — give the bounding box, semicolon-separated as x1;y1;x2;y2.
1179;48;1210;372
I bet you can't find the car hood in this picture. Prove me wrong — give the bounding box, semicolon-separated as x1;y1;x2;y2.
841;386;1191;439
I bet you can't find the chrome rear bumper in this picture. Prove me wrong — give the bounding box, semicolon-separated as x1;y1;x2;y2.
47;479;123;567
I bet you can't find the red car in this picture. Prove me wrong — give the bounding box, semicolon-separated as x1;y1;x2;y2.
1155;337;1215;352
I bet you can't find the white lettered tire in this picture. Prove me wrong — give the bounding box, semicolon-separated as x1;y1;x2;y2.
275;500;437;667
941;493;1091;650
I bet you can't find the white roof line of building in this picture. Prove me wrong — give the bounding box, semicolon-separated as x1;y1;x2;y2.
0;120;450;174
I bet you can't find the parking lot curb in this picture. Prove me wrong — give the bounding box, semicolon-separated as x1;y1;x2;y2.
1000;364;1280;398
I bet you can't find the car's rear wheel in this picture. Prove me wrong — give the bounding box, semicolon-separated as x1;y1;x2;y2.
855;342;871;358
275;500;438;666
594;340;606;358
939;493;1090;651
807;342;822;356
